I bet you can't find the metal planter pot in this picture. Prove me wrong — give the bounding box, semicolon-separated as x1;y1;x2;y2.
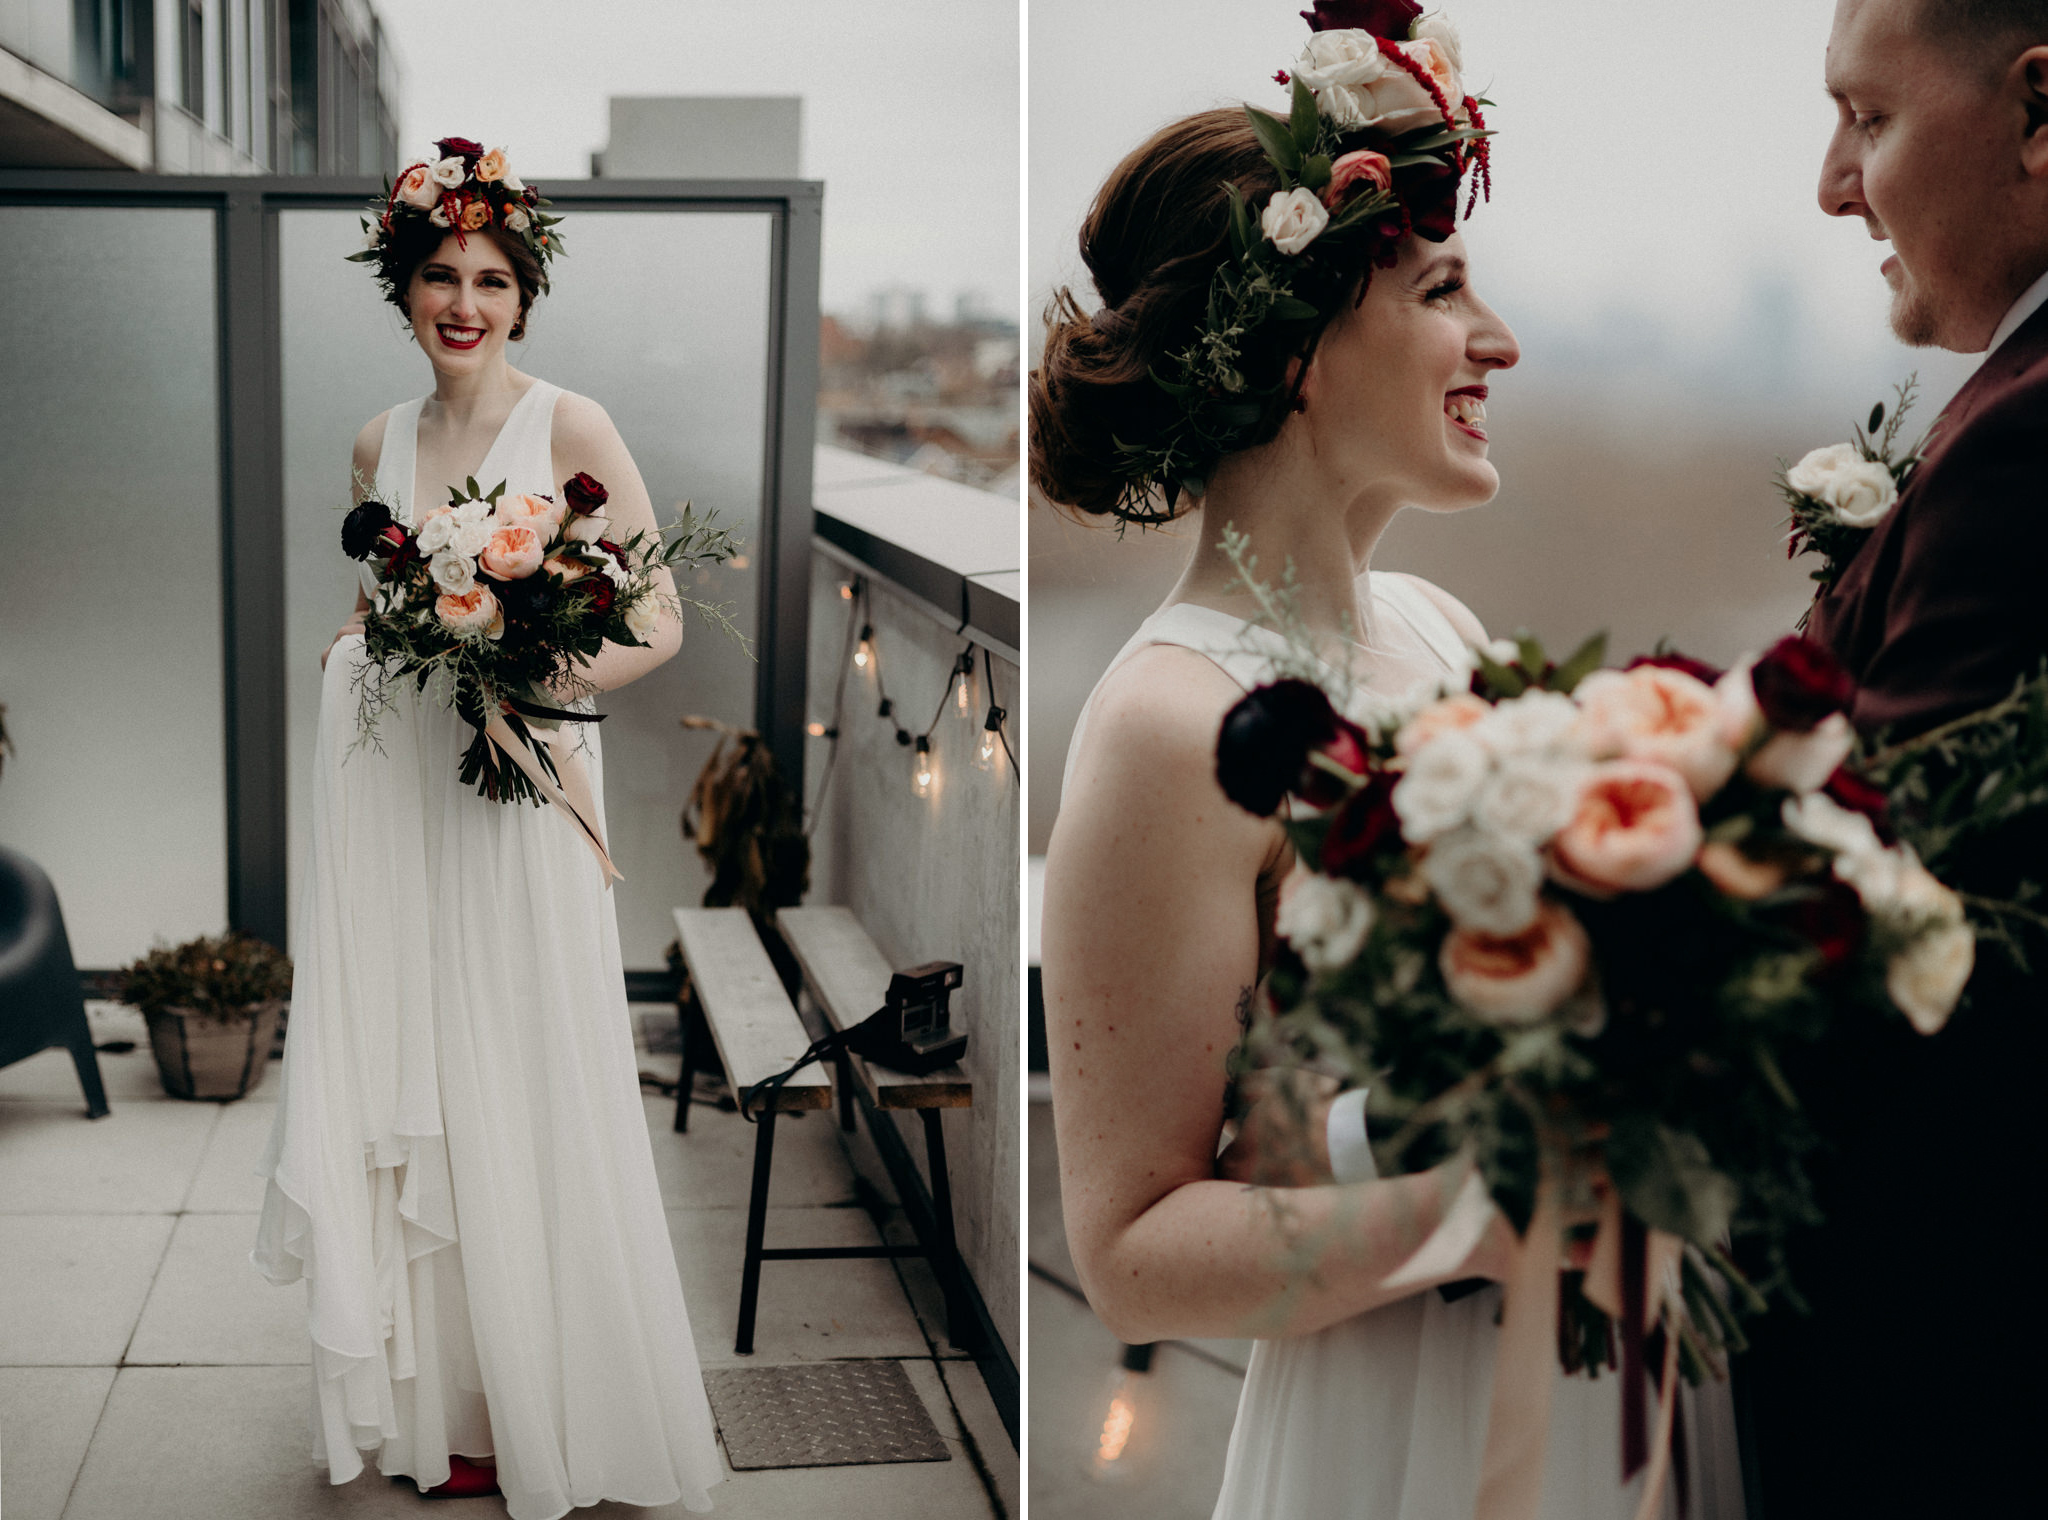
143;999;285;1101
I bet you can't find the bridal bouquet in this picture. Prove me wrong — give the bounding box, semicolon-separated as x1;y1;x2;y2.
341;472;741;875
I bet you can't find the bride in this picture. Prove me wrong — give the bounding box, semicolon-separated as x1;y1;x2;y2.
1032;12;1741;1517
253;138;722;1517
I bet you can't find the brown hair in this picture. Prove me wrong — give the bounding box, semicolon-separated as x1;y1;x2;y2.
375;218;545;341
1029;109;1291;523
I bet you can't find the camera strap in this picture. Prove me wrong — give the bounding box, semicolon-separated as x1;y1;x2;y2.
741;1005;900;1121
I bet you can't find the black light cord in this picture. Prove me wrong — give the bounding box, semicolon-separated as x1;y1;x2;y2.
803;576;863;839
983;646;1020;783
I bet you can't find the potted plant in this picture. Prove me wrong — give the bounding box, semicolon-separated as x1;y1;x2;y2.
117;933;292;1101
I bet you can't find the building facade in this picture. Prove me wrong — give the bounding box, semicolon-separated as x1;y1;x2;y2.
0;0;397;174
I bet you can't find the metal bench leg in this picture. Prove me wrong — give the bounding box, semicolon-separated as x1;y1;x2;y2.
735;1106;778;1355
672;998;696;1134
919;1108;973;1351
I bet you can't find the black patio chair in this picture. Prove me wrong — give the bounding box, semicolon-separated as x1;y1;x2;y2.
0;846;109;1117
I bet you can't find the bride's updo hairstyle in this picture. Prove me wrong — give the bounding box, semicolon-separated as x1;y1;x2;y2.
1032;0;1493;527
348;135;564;342
1031;111;1286;526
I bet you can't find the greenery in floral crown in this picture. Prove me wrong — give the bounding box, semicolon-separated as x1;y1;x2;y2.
345;136;564;291
118;933;293;1021
1780;376;1931;619
1110;2;1492;523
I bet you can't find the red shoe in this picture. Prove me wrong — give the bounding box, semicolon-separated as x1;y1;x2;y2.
421;1454;501;1499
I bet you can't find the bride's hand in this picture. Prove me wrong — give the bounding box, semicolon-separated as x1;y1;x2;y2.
1215;1068;1341;1187
321;617;366;670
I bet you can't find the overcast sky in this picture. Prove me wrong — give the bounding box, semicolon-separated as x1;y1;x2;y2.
379;0;1019;323
1028;0;1980;410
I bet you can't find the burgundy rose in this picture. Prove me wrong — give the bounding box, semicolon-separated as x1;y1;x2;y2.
1397;162;1460;243
1216;679;1369;818
1300;0;1422;37
435;136;485;164
1627;651;1726;687
1823;766;1894;842
597;537;632;572
564;472;609;515
1752;635;1855;733
1320;770;1403;879
583;576;617;616
341;499;393;560
1786;878;1867;973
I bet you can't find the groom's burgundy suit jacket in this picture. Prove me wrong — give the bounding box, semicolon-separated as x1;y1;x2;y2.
1740;307;2048;1516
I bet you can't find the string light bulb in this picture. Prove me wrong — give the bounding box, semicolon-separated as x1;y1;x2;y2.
911;735;935;799
806;721;828;739
1090;1343;1156;1481
854;624;874;671
955;652;975;715
975;706;1006;773
839;581;855;600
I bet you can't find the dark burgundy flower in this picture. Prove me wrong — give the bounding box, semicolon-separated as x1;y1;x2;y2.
583;576;617;616
1752;635;1855;733
1823;766;1894;843
494;573;554;623
1786;879;1867;972
1300;0;1422;37
596;537;632;572
1273;69;1293;86
341;499;393;560
1216;680;1367;818
435;136;485;164
564;472;609;515
386;532;421;575
1396;161;1460;243
1627;651;1726;687
1321;770;1403;878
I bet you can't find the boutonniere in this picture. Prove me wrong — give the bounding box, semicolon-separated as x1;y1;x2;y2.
1781;377;1931;621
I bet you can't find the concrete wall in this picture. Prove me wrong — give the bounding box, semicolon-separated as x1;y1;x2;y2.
599;96;801;179
803;556;1021;1366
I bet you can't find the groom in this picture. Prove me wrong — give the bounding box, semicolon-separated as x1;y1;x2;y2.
1739;0;2048;1512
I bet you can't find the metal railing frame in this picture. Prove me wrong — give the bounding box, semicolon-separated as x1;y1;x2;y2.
0;170;822;949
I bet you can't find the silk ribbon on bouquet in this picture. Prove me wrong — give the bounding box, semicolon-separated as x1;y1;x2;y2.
478;703;623;886
1380;1157;1686;1520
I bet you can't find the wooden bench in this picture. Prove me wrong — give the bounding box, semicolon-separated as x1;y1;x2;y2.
776;905;975;1347
668;907;833;1355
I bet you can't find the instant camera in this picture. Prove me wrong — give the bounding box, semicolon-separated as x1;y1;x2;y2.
853;960;967;1075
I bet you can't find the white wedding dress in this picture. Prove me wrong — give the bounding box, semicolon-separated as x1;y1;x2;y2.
251;378;723;1519
1062;577;1746;1520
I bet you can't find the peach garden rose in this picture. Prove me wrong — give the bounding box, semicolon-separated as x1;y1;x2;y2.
1550;761;1703;893
435;584;503;640
1572;666;1737;801
479;524;545;581
1439;900;1592;1027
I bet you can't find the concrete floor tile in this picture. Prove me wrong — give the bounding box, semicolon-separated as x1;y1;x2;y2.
126;1214;309;1366
667;1205;930;1367
577;1448;1001;1519
184;1099;283;1213
61;1365;455;1520
0;1214;174;1365
0;1099;220;1214
0;1044;167;1107
0;1365;116;1520
938;1357;1020;1518
643;1095;862;1211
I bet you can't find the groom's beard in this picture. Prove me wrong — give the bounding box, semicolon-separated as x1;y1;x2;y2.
1887;270;1944;349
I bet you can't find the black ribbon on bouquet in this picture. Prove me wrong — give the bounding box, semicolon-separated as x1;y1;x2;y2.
505;693;606;725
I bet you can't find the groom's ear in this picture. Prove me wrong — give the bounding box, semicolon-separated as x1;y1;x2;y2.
2018;47;2048;178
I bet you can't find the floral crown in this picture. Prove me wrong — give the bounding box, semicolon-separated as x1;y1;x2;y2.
346;136;565;291
1108;0;1492;522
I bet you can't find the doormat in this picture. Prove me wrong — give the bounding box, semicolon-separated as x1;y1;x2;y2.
703;1361;951;1470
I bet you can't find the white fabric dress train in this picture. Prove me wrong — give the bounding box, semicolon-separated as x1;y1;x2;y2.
251;379;723;1519
1062;579;1746;1520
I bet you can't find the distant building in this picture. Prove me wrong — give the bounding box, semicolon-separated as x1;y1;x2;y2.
0;0;399;175
590;96;800;179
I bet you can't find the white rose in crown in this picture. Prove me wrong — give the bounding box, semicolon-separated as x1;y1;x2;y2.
1277;870;1377;973
1411;12;1464;71
623;596;660;642
1392;729;1492;842
504;204;532;233
1261;187;1330;255
429;155;466;189
429;202;454;228
1295;28;1458;133
429;549;476;595
1294;28;1393;90
1423;827;1544;937
1786;443;1899;529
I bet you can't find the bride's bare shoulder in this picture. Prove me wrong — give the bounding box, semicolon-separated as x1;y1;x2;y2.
1072;642;1248;790
351;410;393;487
1379;570;1488;645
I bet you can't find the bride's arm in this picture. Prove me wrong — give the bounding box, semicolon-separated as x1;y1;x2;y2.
322;415;384;671
548;392;684;695
1045;648;1507;1345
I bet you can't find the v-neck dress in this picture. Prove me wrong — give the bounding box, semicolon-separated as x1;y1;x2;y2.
1060;576;1744;1520
252;380;722;1518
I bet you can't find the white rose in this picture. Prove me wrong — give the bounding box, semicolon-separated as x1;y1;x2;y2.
1471;756;1586;845
602;557;630;587
362;225;383;250
1474;689;1583;759
1423;827;1544;937
1261;186;1330;256
452;498;492;524
623;596;660;642
416;511;457;554
1392;730;1491;842
1887;921;1975;1035
1293;28;1392;90
450;518;494;558
504;204;532;233
1746;712;1855;794
1276;870;1377;974
1411;11;1464;72
503;170;526;193
1786;443;1898;529
428;550;476;595
429;202;454;228
1714;658;1764;750
1782;790;1884;864
566;513;612;545
428;155;466;189
1785;443;1859;498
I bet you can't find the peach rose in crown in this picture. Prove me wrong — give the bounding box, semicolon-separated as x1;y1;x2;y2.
1573;666;1738;800
396;163;439;210
435;584;503;640
496;492;565;533
479;524;545;580
1322;149;1393;210
460;199;491;232
1395;692;1490;760
1550;761;1703;893
475;148;509;183
1440;900;1593;1027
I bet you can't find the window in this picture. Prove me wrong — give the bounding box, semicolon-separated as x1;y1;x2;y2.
181;0;203;116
